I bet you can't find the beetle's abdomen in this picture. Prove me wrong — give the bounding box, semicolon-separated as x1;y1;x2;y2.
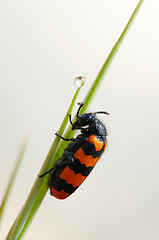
50;135;107;199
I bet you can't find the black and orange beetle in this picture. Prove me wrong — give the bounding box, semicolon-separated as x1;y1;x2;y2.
39;103;108;199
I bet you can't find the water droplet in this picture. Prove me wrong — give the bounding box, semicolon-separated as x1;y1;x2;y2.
74;76;85;88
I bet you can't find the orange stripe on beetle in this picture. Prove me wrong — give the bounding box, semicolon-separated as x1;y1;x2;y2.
88;134;104;151
73;148;99;167
51;187;69;200
60;166;86;187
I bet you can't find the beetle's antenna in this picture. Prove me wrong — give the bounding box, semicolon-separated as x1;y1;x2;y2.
94;111;109;115
76;102;84;118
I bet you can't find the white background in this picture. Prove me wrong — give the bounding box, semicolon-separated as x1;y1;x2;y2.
0;0;159;239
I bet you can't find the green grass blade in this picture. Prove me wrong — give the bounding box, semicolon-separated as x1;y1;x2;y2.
82;0;144;112
5;1;144;239
5;85;83;240
53;0;144;162
0;137;29;223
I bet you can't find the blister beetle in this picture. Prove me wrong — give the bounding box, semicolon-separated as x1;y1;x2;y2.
39;103;108;199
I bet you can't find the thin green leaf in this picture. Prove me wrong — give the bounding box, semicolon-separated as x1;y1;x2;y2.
52;0;144;162
0;137;29;223
5;85;83;240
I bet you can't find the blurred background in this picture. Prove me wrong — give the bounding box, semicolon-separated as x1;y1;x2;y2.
0;0;159;239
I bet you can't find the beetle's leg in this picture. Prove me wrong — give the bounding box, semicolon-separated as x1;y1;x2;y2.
38;168;54;178
55;132;75;141
76;102;84;118
68;114;74;126
39;150;74;178
68;103;84;129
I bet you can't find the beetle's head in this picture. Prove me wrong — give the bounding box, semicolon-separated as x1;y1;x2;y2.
72;113;96;130
71;103;109;132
